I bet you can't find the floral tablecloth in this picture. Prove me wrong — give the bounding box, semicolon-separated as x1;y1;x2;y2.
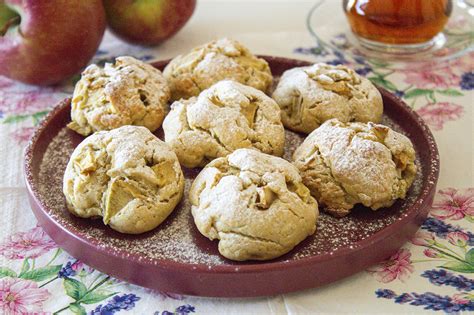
1;1;473;314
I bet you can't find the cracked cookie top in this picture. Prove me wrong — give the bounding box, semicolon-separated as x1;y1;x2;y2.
163;80;285;168
189;148;319;261
272;63;383;134
63;126;184;234
292;119;417;217
68;56;170;136
163;38;273;101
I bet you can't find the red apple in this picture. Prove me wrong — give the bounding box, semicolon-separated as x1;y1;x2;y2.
103;0;196;46
0;0;106;85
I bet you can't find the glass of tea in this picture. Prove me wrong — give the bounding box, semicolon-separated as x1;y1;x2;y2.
343;0;453;53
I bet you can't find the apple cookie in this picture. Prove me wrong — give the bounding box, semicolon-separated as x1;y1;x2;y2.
63;126;184;234
189;148;319;261
68;56;170;136
163;80;285;168
292;119;417;217
163;38;272;100
272;63;383;134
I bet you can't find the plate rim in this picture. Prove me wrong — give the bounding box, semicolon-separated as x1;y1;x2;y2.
23;56;440;286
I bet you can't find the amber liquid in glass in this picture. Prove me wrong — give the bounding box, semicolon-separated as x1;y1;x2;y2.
343;0;452;45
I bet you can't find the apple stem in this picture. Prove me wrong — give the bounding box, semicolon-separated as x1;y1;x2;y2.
0;15;20;36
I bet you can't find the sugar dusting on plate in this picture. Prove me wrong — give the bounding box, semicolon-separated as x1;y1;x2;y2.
38;115;423;266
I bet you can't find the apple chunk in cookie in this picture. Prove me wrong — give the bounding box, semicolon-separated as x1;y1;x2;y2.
272;63;383;134
189;149;319;261
163;38;273;100
163;80;285;168
63;126;184;234
292;119;417;217
68;56;170;136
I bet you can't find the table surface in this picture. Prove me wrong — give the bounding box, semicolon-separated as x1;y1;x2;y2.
1;1;473;314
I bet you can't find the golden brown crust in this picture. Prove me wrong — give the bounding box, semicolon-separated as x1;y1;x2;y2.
292;119;416;217
163;38;272;100
272;63;383;134
63;126;184;234
163;80;285;168
189;149;318;261
69;56;170;136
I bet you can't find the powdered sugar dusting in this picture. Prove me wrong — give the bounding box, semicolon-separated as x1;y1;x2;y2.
283;130;304;161
37;112;423;266
38;128;224;265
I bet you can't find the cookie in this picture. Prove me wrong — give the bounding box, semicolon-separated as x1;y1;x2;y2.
163;80;285;168
68;56;170;136
189;148;318;261
163;38;272;100
272;63;383;134
63;126;184;234
292;119;417;217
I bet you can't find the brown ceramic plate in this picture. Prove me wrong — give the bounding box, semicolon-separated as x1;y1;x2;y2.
24;56;439;297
